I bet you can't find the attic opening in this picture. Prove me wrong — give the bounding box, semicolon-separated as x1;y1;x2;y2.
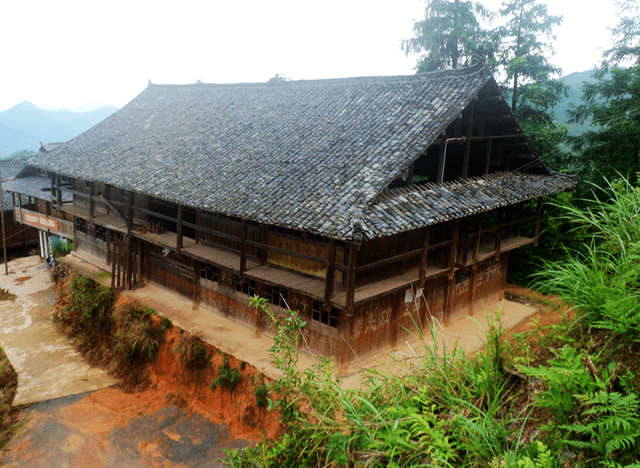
389;82;548;188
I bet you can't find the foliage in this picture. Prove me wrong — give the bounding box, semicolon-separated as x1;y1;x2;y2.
113;303;162;367
568;0;640;195
50;238;71;258
226;302;536;467
4;149;36;159
254;383;269;408
210;354;242;392
173;333;211;371
496;0;565;115
534;176;640;335
59;274;115;343
402;0;497;72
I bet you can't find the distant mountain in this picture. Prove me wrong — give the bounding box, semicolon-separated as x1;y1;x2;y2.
555;70;598;135
0;101;118;157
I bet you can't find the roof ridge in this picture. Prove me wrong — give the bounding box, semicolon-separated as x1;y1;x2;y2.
147;64;490;91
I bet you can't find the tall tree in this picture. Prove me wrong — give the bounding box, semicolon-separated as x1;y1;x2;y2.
497;0;564;116
569;0;640;192
402;0;497;73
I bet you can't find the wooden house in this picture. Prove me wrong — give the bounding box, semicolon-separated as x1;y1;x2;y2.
5;65;573;364
0;158;39;255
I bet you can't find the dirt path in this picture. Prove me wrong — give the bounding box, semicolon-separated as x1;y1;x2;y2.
0;256;116;405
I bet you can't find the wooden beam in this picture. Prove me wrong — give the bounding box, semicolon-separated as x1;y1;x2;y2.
176;205;184;254
444;220;460;325
346;243;358;316
406;162;415;187
89;182;95;219
56;175;62;211
324;239;336;308
437;132;446;184
484;138;493;175
98;194;128;225
259;227;268;264
240;218;247;274
462;101;475;179
419;226;431;288
495;209;505;260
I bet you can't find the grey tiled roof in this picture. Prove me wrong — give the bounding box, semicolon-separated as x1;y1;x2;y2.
0;158;28;210
28;65;571;240
365;172;575;238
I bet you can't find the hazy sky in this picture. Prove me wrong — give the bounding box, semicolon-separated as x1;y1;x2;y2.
1;0;618;110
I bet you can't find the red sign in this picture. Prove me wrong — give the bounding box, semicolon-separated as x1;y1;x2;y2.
23;212;60;230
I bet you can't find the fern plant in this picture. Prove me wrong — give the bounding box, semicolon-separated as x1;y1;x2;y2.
560;390;640;461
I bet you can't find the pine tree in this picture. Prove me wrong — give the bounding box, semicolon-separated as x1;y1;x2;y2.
569;0;640;191
497;0;565;117
402;0;497;72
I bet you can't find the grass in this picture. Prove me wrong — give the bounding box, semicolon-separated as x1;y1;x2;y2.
173;333;211;371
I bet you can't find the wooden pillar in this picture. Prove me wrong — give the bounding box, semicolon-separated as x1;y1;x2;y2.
461;101;475;179
406;162;415;187
390;292;403;349
468;213;484;315
259;227;268;265
443;220;460;324
534;198;543;247
459;217;471;266
55;175;62;211
194;209;200;244
495;209;505;261
125;192;133;290
484;138;493;175
192;260;201;311
176;205;184;255
240;218;247;275
419;225;431;288
89;182;95;219
437;132;446;184
324;239;336;308
346;243;358;316
498;252;509;301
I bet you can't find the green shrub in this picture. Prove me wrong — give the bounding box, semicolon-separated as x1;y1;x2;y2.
51;238;71;257
210;354;241;392
60;274;115;342
173;333;211;370
113;303;162;366
253;384;269;408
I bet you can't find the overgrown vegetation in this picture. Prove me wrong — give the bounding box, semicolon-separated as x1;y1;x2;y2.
173;333;211;371
54;268;165;387
225;179;640;467
210;354;242;391
0;346;19;450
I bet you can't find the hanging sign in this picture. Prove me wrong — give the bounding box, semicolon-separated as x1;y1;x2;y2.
23;212;60;230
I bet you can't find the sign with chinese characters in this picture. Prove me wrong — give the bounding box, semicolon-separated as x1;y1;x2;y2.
23;212;59;230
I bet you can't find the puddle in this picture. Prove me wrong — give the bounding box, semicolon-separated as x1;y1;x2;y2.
15;276;32;284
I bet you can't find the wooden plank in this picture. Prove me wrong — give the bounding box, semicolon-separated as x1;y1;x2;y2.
444;220;460;324
356;247;423;274
89;182;95;219
324;239;336;308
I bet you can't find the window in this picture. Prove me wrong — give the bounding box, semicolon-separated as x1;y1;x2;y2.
312;300;340;328
95;224;107;242
266;285;288;308
201;262;218;282
235;275;256;296
75;217;87;234
109;230;124;243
